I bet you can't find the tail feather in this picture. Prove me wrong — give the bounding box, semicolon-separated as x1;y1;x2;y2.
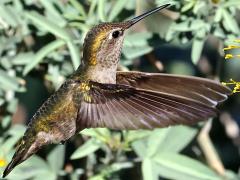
2;153;23;178
2;137;35;178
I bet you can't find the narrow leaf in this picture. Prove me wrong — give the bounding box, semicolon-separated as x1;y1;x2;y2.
222;9;240;34
70;138;101;160
125;130;150;143
154;153;220;180
80;128;111;143
142;126;197;157
39;0;67;26
142;158;158;180
214;8;222;23
67;41;80;70
147;128;170;157
108;0;128;21
7;156;51;180
11;52;35;65
132;139;148;158
25;11;71;41
191;38;204;65
23;39;65;75
0;70;19;91
47;145;65;173
69;0;87;17
97;0;106;22
122;46;153;59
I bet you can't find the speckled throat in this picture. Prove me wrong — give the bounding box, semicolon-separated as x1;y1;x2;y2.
80;23;126;84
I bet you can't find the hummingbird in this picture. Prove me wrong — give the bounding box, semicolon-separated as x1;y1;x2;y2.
3;4;231;178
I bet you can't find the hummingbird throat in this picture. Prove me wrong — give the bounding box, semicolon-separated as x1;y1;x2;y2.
81;27;124;83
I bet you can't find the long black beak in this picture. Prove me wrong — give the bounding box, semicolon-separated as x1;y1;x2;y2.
125;4;171;29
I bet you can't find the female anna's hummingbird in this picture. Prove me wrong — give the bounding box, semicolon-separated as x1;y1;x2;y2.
3;4;231;177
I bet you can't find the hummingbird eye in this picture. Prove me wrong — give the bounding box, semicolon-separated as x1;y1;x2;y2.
112;30;120;39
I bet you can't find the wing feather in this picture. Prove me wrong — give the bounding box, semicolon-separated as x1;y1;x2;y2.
116;71;231;107
75;79;226;130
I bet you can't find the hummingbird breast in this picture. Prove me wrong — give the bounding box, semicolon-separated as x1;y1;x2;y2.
83;65;117;84
27;80;79;144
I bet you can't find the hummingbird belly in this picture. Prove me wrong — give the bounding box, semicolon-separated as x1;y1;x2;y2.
28;81;79;144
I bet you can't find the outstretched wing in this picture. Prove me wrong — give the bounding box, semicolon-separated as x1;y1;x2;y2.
116;71;232;107
76;80;223;130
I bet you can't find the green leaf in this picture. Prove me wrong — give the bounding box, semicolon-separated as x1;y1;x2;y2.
39;0;66;27
88;0;98;17
223;1;240;8
7;125;26;137
7;98;18;113
142;158;158;180
98;0;106;22
193;1;206;14
90;175;105;180
11;52;35;65
224;170;239;180
131;139;148;158
23;39;65;75
125;130;150;143
33;171;57;180
222;9;240;34
0;98;4;107
67;41;80;70
124;32;152;47
111;162;133;172
0;4;19;27
25;11;71;41
191;37;204;65
80;128;111;143
7;156;52;180
214;8;222;23
146;128;171;157
69;0;87;18
1;135;20;153
170;20;206;32
154;153;220;180
139;126;197;158
157;126;198;153
70;138;102;160
191;28;208;65
213;27;225;39
108;0;128;21
0;70;19;91
122;46;153;59
47;145;65;173
1;115;11;128
181;1;195;12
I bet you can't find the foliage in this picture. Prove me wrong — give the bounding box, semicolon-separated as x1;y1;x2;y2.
0;0;239;179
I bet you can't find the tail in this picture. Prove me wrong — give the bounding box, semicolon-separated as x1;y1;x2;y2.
2;137;36;178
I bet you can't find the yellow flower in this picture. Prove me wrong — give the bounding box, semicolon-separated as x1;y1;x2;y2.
0;158;6;167
222;79;240;93
223;40;240;60
234;39;240;43
223;45;240;51
224;54;234;59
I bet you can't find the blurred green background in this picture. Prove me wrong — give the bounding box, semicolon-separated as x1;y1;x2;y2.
0;0;240;179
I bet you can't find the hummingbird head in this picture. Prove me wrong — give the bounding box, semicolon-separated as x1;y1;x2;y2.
82;22;127;67
81;4;170;82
